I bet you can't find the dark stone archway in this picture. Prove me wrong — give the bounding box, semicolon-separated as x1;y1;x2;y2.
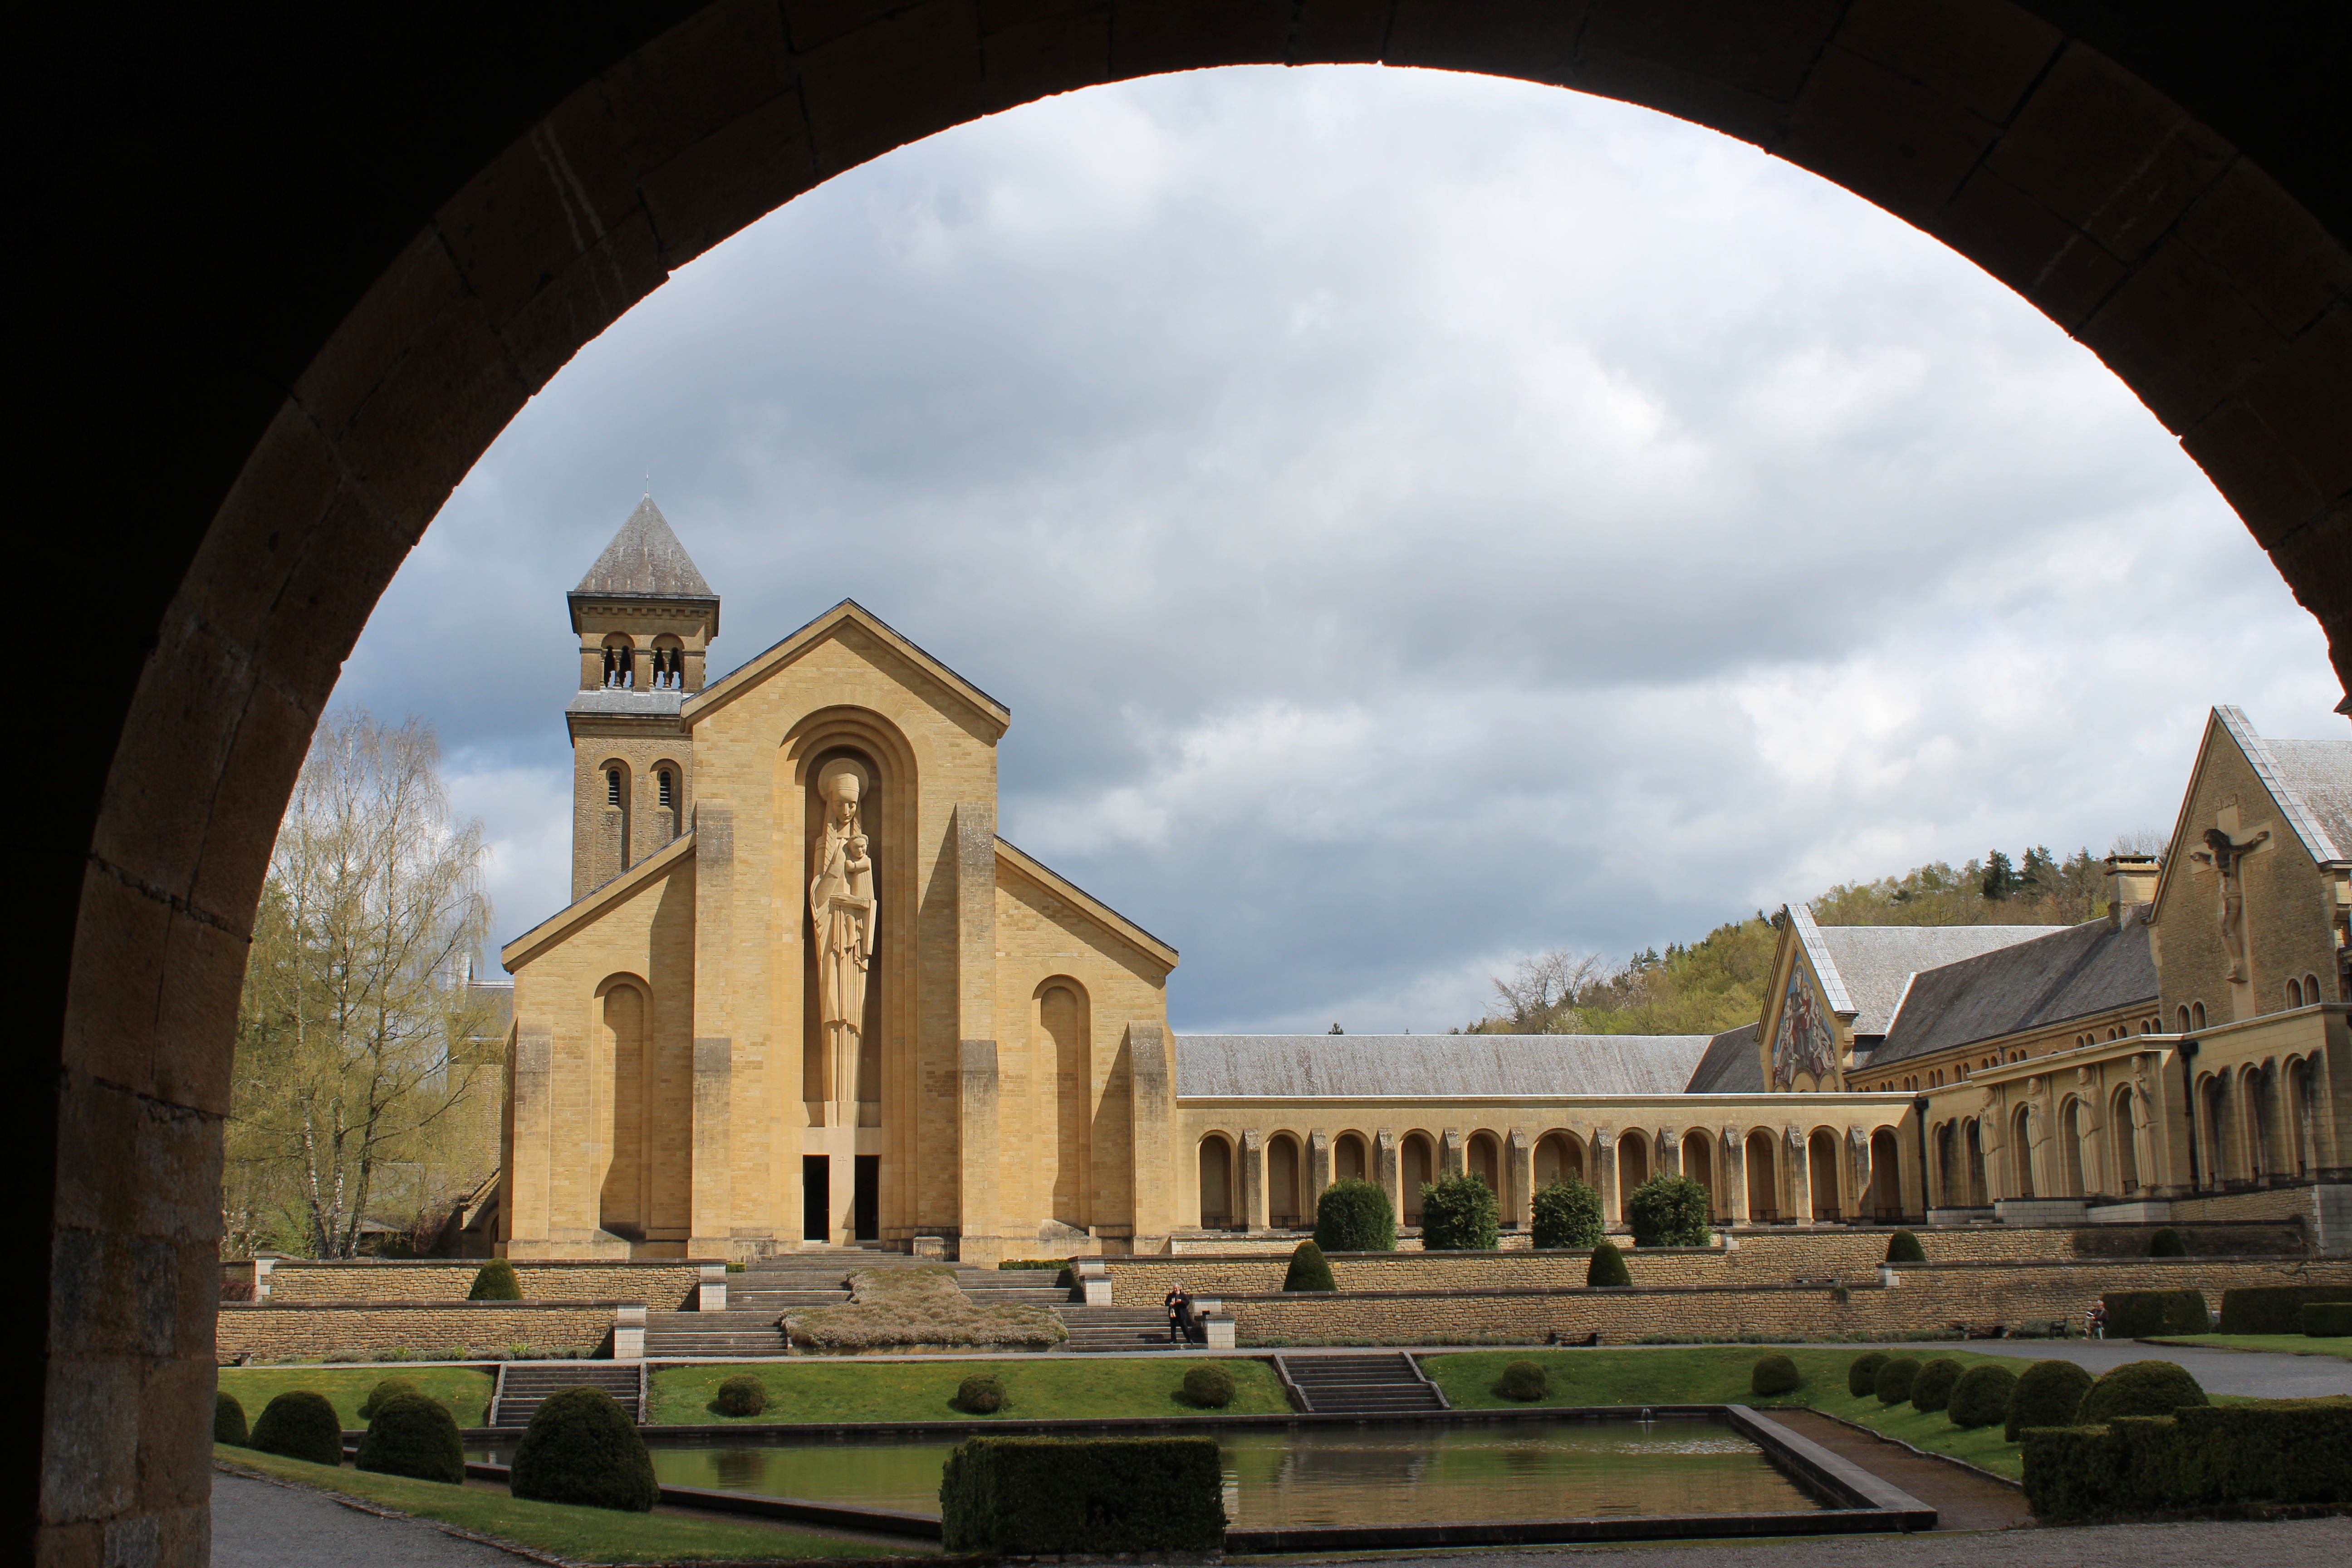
17;3;2348;1558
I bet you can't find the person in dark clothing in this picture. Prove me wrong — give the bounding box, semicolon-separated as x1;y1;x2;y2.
1165;1283;1190;1344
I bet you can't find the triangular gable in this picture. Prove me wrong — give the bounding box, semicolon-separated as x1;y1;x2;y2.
2151;706;2335;914
500;831;695;971
995;837;1179;972
2216;705;2347;863
1759;903;1848;1090
681;598;1010;736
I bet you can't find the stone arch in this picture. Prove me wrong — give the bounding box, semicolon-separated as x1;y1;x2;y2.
1617;1128;1651;1204
2199;1071;2234;1187
2057;1096;2087;1197
1267;1130;1304;1228
1196;1133;1236;1230
1466;1129;1502;1197
2009;1104;2038;1199
1333;1129;1370;1185
39;7;2352;1554
1034;976;1094;1232
1744;1129;1779;1222
1680;1129;1715;1215
1964;1118;1990;1207
2110;1085;2142;1194
1534;1131;1586;1189
1399;1130;1437;1225
1807;1127;1844;1220
593;973;652;1240
1867;1127;1903;1219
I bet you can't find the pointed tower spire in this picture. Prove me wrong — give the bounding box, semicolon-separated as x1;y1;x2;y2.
574;494;715;601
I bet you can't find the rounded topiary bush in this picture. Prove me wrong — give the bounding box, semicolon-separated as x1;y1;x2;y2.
1181;1365;1235;1408
357;1392;465;1484
2075;1360;2207;1425
510;1387;658;1512
1884;1229;1927;1264
1314;1178;1397;1254
249;1390;344;1466
715;1375;768;1417
1846;1352;1889;1398
1874;1357;1921;1406
1494;1360;1548;1401
2004;1358;2095;1440
2147;1227;2187;1258
1624;1174;1711;1247
1586;1240;1632;1287
1420;1172;1501;1251
1945;1363;2017;1430
1750;1353;1801;1397
358;1377;421;1421
1283;1239;1337;1292
215;1391;248;1447
467;1260;524;1301
1909;1357;1962;1414
1532;1175;1603;1250
955;1374;1006;1414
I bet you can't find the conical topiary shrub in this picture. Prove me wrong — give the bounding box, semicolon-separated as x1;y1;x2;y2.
2147;1227;2187;1257
1846;1352;1889;1398
1909;1358;1962;1414
1874;1357;1921;1406
468;1260;524;1301
249;1390;344;1466
215;1391;248;1447
2075;1360;2206;1425
1946;1363;2017;1430
1750;1354;1800;1397
510;1387;658;1512
358;1377;421;1421
1313;1179;1397;1254
357;1392;465;1484
1885;1229;1927;1264
2004;1358;2095;1441
1283;1239;1337;1292
1585;1240;1631;1287
1531;1175;1603;1249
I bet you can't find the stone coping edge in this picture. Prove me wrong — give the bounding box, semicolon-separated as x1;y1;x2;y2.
1772;1405;2024;1492
459;1458;944;1542
1119;1250;2313;1270
1730;1406;1936;1519
220;1300;647;1312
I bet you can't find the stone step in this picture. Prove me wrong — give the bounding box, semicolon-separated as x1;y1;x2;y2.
491;1363;642;1425
1275;1352;1446;1414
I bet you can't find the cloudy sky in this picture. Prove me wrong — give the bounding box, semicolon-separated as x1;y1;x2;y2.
339;65;2340;1034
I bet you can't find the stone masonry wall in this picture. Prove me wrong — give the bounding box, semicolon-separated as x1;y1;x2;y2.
217;1303;617;1362
261;1261;701;1306
1224;1256;2352;1345
1108;1224;2305;1304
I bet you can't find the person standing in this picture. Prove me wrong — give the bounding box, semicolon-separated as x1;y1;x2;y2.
1165;1283;1190;1345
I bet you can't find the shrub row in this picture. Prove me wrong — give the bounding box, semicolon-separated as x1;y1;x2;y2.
2303;1302;2352;1337
2216;1285;2352;1336
941;1436;1225;1553
2022;1401;2352;1519
2100;1289;2208;1338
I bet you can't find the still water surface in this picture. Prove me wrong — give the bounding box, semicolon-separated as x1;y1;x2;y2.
492;1417;1819;1527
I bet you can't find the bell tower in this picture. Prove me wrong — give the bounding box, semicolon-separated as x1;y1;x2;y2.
565;495;719;899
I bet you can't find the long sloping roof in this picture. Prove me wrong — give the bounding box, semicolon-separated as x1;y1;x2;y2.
2222;703;2352;864
574;495;715;598
1175;1034;1712;1099
1685;1023;1764;1093
1811;923;2059;1035
1865;916;2158;1068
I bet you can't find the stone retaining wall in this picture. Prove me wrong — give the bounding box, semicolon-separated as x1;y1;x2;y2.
1218;1256;2352;1345
258;1260;702;1306
216;1303;617;1362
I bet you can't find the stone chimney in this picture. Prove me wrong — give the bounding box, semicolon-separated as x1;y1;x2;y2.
2105;854;2160;925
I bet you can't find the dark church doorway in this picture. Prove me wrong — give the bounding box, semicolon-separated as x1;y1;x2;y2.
803;1156;830;1242
854;1155;880;1242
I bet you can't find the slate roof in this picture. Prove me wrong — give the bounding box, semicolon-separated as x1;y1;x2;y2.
1174;1034;1712;1099
573;495;715;599
1684;1023;1764;1094
1864;916;2158;1068
1811;923;2059;1035
2220;703;2351;863
565;688;686;718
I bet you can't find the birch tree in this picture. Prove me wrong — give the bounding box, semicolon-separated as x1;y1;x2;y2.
224;712;497;1258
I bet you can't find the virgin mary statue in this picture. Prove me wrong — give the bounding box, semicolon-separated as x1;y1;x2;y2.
810;760;875;1117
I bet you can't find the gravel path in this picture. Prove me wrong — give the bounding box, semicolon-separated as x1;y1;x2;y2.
211;1472;528;1567
1835;1341;2352;1400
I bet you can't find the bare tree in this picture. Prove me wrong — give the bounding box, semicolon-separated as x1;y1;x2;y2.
1486;949;1612;1034
225;712;497;1258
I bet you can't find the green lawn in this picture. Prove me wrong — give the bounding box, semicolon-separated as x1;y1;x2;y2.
218;1366;495;1430
649;1357;1291;1425
218;1445;916;1561
1421;1346;2059;1480
2146;1333;2352;1360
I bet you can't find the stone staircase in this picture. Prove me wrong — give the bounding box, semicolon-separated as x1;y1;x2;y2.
643;1309;787;1358
490;1362;645;1426
1276;1352;1447;1414
1053;1305;1175;1351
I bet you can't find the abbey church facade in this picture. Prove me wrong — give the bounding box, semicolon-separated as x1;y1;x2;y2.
496;502;2352;1262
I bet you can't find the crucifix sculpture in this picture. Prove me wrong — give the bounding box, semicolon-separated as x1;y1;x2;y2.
2190;826;2269;982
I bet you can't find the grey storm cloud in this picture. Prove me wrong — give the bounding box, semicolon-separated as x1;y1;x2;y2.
340;65;2339;1034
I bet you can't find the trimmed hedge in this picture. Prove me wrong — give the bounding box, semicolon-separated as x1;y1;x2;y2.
715;1375;768;1417
2077;1360;2206;1425
941;1436;1225;1553
468;1261;524;1301
1181;1365;1235;1409
1751;1354;1801;1397
1420;1173;1501;1250
1313;1179;1396;1254
2100;1289;2207;1338
510;1387;658;1512
215;1391;248;1447
250;1390;344;1466
1623;1174;1711;1247
1884;1229;1927;1264
1283;1240;1336;1293
357;1392;465;1484
1532;1175;1604;1250
2146;1227;2187;1257
2023;1401;2352;1519
2303;1302;2352;1337
359;1377;421;1421
2218;1285;2352;1335
1586;1240;1632;1287
956;1374;1006;1414
1846;1352;1889;1398
1947;1364;2017;1430
1495;1361;1548;1401
2005;1359;2095;1441
1874;1357;1921;1406
1909;1358;1962;1414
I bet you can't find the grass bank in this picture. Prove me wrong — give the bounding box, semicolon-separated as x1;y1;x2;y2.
649;1357;1290;1425
218;1445;915;1561
218;1366;495;1430
2145;1333;2352;1360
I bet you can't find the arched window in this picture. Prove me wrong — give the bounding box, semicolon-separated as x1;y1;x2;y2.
657;768;674;809
601;633;635;688
2191;1001;2206;1030
1197;1137;1234;1230
2288;977;2304;1008
2177;1005;2192;1032
606;767;622;806
651;635;685;689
